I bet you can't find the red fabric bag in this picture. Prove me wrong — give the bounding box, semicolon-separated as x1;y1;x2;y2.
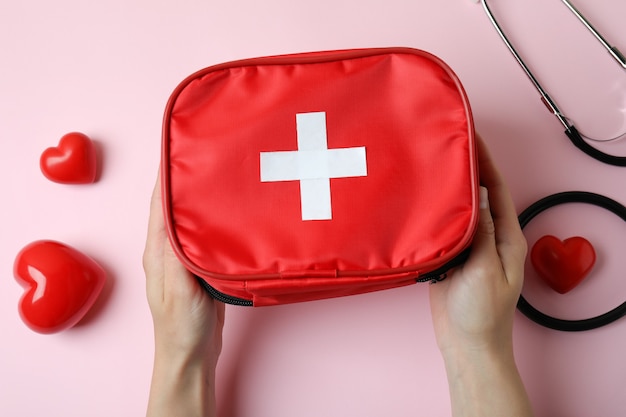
161;47;479;306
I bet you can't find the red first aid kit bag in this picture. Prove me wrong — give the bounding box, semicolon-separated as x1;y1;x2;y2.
161;47;479;306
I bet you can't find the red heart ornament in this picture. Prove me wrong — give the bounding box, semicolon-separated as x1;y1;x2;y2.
530;235;596;294
13;240;107;334
40;132;97;184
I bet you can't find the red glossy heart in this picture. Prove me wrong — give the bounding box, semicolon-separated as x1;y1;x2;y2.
13;240;107;334
530;235;596;294
40;132;97;184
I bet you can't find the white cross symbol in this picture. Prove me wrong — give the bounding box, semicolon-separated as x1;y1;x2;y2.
260;112;368;221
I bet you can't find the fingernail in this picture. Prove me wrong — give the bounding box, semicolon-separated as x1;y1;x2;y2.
479;186;489;210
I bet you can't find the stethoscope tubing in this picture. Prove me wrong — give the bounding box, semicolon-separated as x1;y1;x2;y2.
560;0;626;69
517;191;626;331
479;0;626;166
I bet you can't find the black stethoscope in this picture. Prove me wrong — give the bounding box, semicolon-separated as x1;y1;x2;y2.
477;0;626;166
477;1;626;331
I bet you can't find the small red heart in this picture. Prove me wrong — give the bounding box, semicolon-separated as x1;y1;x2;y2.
13;240;107;334
40;132;97;184
530;235;596;294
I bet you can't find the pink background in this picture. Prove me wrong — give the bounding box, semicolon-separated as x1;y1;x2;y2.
1;0;625;415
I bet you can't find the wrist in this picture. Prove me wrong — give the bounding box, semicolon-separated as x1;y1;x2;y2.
154;344;218;374
152;322;223;369
440;342;533;417
441;340;515;380
147;348;219;417
435;317;515;365
439;330;514;362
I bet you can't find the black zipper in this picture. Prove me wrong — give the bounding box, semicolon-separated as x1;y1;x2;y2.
195;276;254;306
195;248;470;305
416;248;470;283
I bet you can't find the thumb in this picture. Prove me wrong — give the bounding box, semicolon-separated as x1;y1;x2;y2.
472;186;497;253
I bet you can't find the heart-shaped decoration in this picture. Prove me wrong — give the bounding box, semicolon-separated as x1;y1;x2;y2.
13;240;107;334
40;132;97;184
530;235;596;294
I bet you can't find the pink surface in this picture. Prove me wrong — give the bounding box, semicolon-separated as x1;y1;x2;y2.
1;0;625;415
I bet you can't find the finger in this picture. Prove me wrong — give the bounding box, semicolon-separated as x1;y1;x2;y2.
476;186;496;239
475;134;527;285
143;168;166;303
148;169;199;299
467;186;500;269
144;168;166;259
476;135;523;246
